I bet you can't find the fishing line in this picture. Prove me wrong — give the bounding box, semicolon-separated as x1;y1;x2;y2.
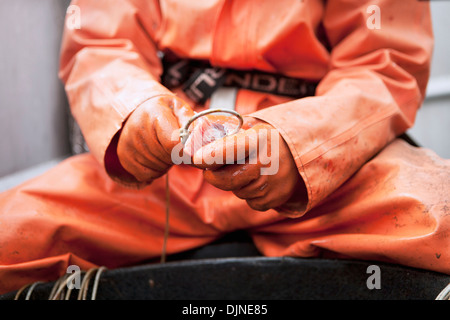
160;109;243;263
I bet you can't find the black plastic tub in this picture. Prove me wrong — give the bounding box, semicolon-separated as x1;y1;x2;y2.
2;256;449;300
2;232;449;300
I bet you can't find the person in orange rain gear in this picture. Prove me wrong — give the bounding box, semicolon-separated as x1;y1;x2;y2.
0;0;449;295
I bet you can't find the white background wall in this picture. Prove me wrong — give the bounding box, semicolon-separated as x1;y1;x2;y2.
0;0;71;178
409;1;450;158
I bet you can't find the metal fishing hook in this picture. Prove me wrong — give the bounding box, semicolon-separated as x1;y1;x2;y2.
179;108;244;145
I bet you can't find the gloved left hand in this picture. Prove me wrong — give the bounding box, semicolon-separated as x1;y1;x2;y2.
191;117;303;211
117;95;195;184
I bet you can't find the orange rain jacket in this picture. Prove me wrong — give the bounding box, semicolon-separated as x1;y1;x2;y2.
0;0;449;294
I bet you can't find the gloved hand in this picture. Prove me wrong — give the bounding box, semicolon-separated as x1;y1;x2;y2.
117;95;194;183
191;117;304;211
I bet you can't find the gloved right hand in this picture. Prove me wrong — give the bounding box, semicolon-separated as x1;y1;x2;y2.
117;95;195;183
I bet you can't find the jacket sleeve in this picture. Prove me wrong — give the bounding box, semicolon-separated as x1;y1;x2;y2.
250;0;433;217
59;0;172;180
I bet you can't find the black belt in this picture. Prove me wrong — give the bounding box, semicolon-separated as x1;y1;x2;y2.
162;57;318;104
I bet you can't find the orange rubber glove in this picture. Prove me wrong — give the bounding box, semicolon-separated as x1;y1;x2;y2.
191;117;306;211
117;95;194;184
